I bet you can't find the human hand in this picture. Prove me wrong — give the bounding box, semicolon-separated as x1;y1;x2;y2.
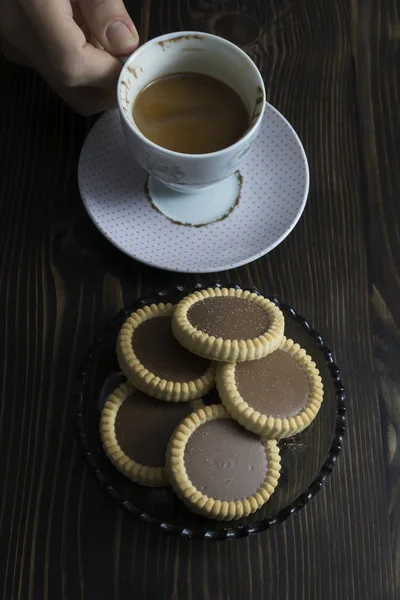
0;0;139;115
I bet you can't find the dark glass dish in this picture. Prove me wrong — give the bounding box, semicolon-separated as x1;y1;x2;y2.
75;281;346;541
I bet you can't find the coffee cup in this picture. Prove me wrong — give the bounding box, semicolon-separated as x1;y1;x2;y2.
117;31;265;194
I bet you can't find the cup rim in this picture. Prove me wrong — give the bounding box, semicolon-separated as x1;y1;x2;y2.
117;31;266;159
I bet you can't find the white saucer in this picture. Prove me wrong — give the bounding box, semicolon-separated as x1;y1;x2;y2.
78;105;309;273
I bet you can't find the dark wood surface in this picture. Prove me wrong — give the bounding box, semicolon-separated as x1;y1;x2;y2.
0;0;399;598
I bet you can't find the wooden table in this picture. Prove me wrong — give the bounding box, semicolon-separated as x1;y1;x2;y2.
0;0;398;598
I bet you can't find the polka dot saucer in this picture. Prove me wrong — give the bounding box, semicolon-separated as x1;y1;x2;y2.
78;105;309;273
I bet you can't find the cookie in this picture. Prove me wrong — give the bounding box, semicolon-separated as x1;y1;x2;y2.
117;303;216;402
166;404;281;520
100;381;202;487
216;337;324;438
172;287;285;363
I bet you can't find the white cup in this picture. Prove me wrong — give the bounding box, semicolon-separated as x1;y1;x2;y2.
117;31;265;194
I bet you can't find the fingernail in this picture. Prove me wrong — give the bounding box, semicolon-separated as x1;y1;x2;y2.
106;21;138;54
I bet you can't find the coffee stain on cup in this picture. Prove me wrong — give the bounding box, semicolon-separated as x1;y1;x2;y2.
127;65;143;79
158;34;205;51
244;86;265;135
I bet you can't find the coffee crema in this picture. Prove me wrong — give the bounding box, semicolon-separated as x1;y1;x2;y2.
132;72;249;154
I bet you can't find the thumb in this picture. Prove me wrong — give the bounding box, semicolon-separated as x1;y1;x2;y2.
79;0;139;57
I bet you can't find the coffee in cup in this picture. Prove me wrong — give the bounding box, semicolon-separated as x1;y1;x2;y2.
132;72;250;154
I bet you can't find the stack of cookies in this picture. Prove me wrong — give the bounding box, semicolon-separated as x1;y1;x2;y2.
100;287;324;521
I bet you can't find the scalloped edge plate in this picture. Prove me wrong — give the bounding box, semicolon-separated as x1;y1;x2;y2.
74;281;346;540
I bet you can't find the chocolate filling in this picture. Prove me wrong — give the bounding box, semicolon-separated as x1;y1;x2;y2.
187;296;270;340
132;316;210;381
114;391;191;467
235;349;310;418
184;419;267;501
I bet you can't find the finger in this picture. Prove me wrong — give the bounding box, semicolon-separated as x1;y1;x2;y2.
53;85;117;116
22;0;122;87
89;33;105;51
39;53;118;114
79;0;139;56
71;4;91;41
78;43;122;87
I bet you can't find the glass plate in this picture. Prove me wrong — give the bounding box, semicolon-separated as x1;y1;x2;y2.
75;281;346;540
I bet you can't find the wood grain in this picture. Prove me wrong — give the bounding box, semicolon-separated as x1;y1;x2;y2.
351;0;400;594
0;0;399;598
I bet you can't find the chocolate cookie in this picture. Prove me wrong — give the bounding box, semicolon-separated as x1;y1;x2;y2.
100;381;202;487
117;303;216;401
216;337;324;438
166;404;281;519
172;288;285;363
